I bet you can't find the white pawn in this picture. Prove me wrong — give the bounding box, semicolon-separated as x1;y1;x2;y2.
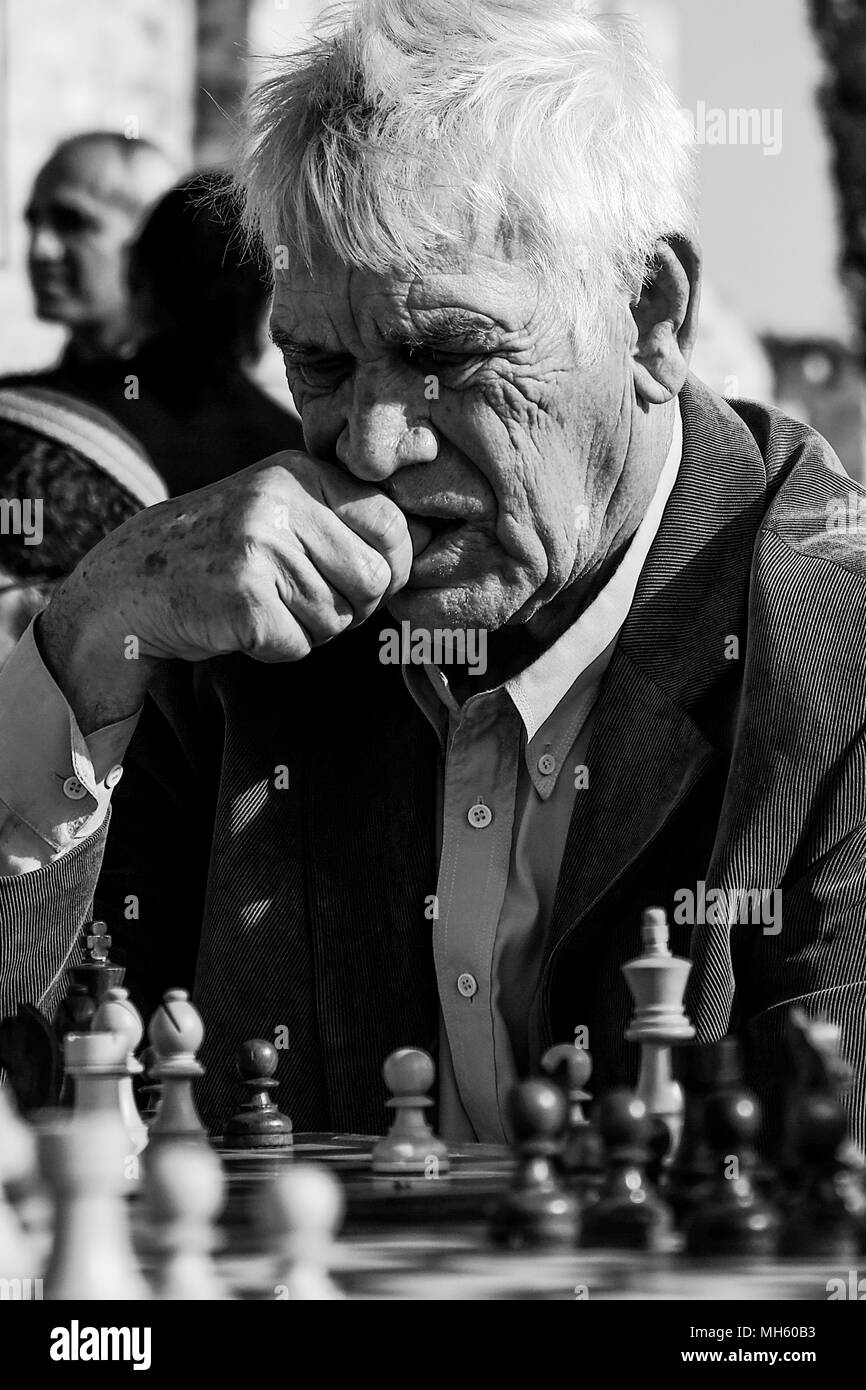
371;1048;450;1175
144;1139;228;1299
268;1165;345;1300
0;1086;37;1281
39;1110;149;1301
92;987;148;1157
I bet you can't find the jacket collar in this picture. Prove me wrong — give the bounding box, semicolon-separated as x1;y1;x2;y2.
543;376;772;955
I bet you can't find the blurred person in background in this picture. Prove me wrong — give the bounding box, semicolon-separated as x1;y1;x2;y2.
3;172;303;494
23;132;177;368
117;171;304;492
0;387;166;669
689;283;776;406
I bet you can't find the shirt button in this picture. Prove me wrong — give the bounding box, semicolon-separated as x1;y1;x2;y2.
467;802;492;829
457;972;478;998
537;753;556;775
104;765;124;790
61;776;88;801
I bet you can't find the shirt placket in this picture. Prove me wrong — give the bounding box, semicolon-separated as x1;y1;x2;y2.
432;691;519;1143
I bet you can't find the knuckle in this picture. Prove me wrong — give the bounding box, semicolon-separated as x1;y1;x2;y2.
221;551;262;600
318;604;354;640
365;497;403;548
231;594;274;656
353;548;391;599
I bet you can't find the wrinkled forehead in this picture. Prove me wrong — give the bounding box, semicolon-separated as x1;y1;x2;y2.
271;226;542;348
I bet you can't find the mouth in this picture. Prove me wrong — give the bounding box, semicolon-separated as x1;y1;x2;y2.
400;512;479;591
403;510;465;557
404;510;463;535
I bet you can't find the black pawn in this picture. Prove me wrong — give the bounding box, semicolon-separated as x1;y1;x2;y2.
489;1078;579;1250
223;1039;293;1149
684;1054;779;1258
581;1090;674;1251
541;1043;605;1203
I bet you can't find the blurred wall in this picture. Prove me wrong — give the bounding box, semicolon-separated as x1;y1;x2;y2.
603;0;851;344
0;0;196;373
249;0;323;60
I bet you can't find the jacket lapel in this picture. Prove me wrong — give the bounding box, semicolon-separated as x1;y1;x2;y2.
546;650;717;947
545;376;774;955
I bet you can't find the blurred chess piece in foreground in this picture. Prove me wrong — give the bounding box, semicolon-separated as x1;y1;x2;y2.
267;1164;345;1300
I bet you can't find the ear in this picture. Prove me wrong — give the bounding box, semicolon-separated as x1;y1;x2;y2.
630;236;701;405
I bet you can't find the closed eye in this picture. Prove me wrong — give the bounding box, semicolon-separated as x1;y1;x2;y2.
284;354;354;388
402;344;493;371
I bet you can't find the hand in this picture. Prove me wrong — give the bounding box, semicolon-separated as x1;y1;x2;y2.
39;451;417;731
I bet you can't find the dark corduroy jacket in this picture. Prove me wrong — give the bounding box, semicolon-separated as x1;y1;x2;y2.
3;377;866;1142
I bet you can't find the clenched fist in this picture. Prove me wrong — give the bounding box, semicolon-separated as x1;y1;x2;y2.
40;452;426;733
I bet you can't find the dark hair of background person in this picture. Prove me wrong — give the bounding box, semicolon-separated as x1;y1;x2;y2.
129;171;271;368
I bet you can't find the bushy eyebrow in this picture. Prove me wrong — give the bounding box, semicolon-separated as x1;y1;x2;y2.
270;311;499;360
269;327;327;359
384;310;500;351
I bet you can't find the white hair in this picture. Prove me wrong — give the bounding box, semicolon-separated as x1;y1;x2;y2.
238;0;696;362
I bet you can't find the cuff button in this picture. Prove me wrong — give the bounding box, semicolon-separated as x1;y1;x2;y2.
61;775;88;801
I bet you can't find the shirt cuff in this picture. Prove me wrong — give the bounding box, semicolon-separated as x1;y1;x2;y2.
0;618;141;855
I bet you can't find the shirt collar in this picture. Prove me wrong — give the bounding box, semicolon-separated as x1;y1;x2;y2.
506;402;682;741
404;403;683;780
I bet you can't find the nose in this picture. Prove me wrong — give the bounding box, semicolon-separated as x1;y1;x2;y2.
336;367;438;483
29;222;64;263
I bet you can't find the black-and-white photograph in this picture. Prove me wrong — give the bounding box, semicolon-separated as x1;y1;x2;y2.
0;0;865;1342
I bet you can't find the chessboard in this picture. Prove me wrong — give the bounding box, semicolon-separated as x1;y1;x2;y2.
206;1135;851;1302
3;1119;854;1305
2;912;865;1309
216;1133;514;1231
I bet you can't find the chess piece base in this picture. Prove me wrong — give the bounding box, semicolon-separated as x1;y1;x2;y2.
582;1196;674;1252
224;1114;294;1149
370;1134;450;1174
490;1186;579;1250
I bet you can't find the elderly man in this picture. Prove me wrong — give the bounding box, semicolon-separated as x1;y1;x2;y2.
0;0;864;1144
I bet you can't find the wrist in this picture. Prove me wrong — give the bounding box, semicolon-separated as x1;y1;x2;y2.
38;583;161;735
